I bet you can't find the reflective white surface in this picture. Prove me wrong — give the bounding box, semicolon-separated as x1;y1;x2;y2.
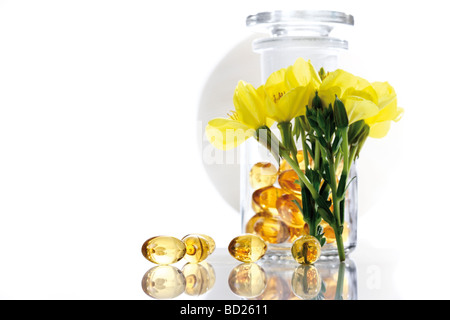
139;246;408;300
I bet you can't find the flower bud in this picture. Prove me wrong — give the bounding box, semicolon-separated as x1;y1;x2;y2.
333;96;349;128
311;91;323;110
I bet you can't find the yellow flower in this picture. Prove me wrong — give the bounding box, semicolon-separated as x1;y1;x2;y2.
318;69;379;124
364;82;404;138
205;81;273;150
264;58;320;123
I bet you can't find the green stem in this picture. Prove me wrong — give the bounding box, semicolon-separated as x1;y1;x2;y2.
340;127;350;178
314;140;320;171
297;119;310;170
335;228;346;262
281;149;319;201
309;219;317;239
255;126;315;198
278;122;298;165
328;149;346;262
328;155;341;226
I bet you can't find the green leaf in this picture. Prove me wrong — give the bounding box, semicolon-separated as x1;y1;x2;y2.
306;105;316;119
317;224;324;236
339;201;345;226
337;173;348;198
320;237;326;247
293;116;301;141
319;181;331;201
317;113;327;132
348;120;370;158
308;117;319;130
317;136;328;149
348;120;365;146
310;170;321;191
345;176;357;192
292;199;303;215
301;188;313;221
318;207;335;227
332;134;343;155
322;162;332;185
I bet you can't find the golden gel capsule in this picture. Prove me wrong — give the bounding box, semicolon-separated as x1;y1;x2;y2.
287;224;309;243
141;236;186;265
278;170;302;196
276;194;304;226
252;186;284;216
181;234;210;263
279;150;313;172
291;235;321;265
228;234;267;263
198;234;216;255
249;162;278;189
253;216;290;244
245;212;270;234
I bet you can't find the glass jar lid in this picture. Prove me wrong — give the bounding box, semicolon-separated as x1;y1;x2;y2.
247;10;354;51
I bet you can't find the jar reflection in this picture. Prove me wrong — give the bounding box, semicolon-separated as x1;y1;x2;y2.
251;260;300;300
315;259;357;300
228;259;357;300
142;262;216;299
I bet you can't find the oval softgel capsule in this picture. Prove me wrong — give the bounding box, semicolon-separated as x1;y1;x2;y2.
141;236;186;265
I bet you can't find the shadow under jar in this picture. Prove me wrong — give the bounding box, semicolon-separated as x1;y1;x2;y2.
241;10;357;259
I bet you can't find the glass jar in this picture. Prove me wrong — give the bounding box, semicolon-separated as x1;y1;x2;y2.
241;10;357;259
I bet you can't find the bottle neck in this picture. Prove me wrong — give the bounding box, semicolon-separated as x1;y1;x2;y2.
257;44;344;82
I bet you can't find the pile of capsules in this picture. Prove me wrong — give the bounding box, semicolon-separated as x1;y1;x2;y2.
246;151;348;246
142;233;321;266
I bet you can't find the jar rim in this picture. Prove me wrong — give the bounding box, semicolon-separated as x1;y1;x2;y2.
246;10;355;30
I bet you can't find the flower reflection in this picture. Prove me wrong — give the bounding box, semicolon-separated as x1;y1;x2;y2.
141;262;216;299
228;263;267;298
228;259;357;300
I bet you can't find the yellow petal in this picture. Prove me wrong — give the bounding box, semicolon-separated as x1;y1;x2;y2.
343;96;379;124
233;81;268;129
372;82;396;110
271;86;312;122
366;99;398;124
365;82;403;126
393;107;404;122
286;58;321;91
320;69;377;107
264;68;289;104
368;121;391;139
205;118;255;150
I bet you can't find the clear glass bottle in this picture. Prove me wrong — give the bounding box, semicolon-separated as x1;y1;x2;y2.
241;10;357;259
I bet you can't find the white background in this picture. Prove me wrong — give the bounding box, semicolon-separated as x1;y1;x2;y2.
0;0;449;299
